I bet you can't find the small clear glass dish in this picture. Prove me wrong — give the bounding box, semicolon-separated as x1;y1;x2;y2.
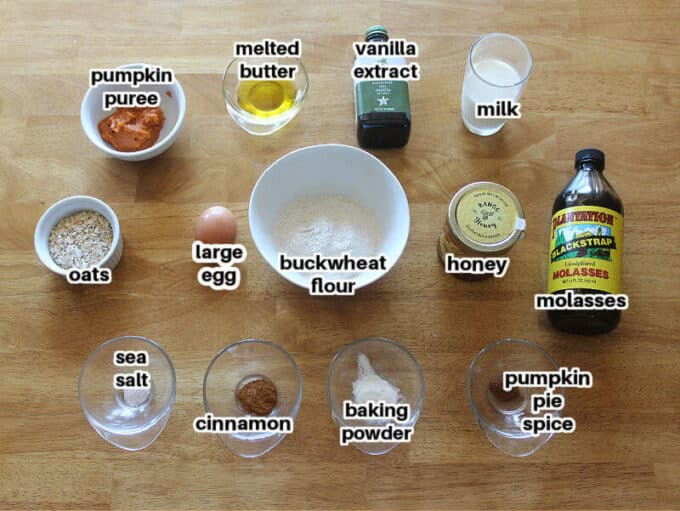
203;339;302;458
467;338;562;457
326;337;425;455
78;336;176;451
222;57;308;135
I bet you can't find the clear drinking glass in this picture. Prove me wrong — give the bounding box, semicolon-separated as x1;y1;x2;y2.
326;337;425;455
203;339;302;458
467;339;561;457
461;33;533;136
222;57;309;135
78;336;176;451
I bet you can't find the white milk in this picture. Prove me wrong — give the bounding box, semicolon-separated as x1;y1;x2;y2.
461;58;522;136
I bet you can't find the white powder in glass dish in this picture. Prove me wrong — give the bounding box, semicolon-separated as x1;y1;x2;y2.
123;387;151;408
275;194;382;280
353;353;401;404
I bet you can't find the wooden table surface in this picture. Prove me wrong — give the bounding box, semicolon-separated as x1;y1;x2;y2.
1;1;679;510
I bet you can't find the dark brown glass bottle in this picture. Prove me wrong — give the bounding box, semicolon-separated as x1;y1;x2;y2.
546;149;624;335
354;26;411;148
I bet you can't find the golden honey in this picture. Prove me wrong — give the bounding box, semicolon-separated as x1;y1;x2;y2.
438;181;526;279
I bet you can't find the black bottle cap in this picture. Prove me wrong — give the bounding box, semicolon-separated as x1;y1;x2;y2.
365;25;388;42
575;148;605;171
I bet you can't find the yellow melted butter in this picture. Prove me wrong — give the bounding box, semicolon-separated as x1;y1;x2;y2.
237;80;297;118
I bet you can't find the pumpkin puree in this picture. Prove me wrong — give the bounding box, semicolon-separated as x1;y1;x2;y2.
98;107;165;152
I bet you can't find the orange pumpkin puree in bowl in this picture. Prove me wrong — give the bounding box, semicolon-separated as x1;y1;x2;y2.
97;107;165;152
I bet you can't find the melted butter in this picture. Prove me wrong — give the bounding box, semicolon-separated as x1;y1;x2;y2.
237;80;297;118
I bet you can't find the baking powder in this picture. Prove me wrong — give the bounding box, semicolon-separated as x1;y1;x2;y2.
353;353;401;404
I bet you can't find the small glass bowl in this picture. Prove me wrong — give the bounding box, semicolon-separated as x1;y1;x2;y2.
78;336;176;451
222;57;308;135
467;339;562;457
203;339;303;458
326;337;425;455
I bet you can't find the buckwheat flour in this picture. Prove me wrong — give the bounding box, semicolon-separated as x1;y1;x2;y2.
274;195;382;280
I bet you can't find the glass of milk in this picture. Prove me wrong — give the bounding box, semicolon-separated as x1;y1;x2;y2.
461;33;533;136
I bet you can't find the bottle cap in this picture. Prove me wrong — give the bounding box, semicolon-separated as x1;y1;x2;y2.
575;148;605;171
365;25;388;41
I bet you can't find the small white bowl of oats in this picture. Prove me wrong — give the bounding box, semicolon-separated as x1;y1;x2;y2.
34;195;123;277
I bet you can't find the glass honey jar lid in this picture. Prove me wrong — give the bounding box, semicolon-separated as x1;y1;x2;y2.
447;181;526;254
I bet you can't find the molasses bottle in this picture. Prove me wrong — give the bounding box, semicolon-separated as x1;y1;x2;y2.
354;26;411;148
547;149;624;334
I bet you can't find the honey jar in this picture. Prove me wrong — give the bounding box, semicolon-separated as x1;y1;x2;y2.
438;181;526;278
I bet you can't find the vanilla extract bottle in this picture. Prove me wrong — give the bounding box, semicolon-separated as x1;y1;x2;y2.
354;26;411;148
547;149;624;334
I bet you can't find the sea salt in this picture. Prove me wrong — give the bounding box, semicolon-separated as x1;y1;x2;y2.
123;387;151;408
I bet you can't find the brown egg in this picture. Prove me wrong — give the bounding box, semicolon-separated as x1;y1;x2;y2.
195;206;238;244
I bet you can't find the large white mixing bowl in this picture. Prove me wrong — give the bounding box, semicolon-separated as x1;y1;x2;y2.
249;144;410;291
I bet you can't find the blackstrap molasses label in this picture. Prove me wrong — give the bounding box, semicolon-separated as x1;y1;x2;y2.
548;205;623;294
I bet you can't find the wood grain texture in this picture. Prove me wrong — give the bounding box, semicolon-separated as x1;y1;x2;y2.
1;1;679;510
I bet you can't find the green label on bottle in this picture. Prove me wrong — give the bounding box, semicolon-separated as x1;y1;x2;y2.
356;80;410;115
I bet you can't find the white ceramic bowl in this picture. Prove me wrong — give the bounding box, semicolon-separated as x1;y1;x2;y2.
34;195;123;277
80;63;186;161
249;144;410;290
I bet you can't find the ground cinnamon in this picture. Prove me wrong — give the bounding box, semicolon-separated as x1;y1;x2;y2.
237;378;278;416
